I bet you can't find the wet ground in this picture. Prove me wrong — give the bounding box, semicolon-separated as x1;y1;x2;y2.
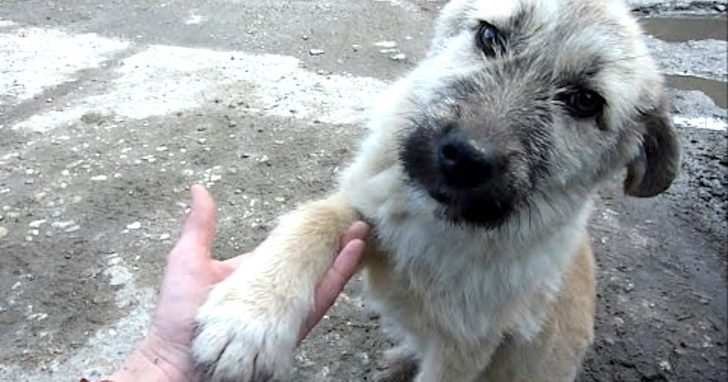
0;1;726;381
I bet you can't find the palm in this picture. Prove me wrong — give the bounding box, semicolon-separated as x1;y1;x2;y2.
136;186;367;379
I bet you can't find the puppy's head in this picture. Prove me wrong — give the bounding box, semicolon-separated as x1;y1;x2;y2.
396;0;680;228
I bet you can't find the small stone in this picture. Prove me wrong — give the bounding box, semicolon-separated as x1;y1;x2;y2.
126;222;142;230
159;233;170;241
80;112;105;125
356;352;370;366
658;360;672;372
0;226;7;239
351;44;361;52
390;53;407;61
274;197;285;203
28;219;46;228
623;282;634;293
257;155;271;165
51;221;75;229
301;34;309;40
612;316;625;327
374;40;397;49
65;225;80;233
309;48;325;56
90;175;108;181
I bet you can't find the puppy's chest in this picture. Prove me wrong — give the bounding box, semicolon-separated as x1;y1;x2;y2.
365;218;579;341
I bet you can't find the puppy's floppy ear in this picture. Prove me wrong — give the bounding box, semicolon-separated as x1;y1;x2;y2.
624;96;681;197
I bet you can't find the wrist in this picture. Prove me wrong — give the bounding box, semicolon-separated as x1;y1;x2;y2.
107;333;192;382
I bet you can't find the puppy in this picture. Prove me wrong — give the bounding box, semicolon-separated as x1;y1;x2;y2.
191;0;680;381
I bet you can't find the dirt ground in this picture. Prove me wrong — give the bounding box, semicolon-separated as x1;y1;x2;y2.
0;1;726;381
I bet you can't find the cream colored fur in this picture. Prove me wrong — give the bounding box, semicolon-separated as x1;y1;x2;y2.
191;0;678;381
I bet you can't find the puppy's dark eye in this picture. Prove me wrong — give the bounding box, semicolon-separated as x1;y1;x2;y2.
477;22;504;57
565;89;605;118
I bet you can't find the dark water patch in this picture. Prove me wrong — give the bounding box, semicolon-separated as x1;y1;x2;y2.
640;16;727;42
666;75;728;109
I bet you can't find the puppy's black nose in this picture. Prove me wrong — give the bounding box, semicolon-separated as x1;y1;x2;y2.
438;130;503;189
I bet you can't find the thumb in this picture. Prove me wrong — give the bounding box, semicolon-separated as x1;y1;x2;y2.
299;238;366;340
175;184;217;252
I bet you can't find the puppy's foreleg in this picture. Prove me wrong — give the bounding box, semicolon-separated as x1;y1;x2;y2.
416;339;499;382
192;193;358;382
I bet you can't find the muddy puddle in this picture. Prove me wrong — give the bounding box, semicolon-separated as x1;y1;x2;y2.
640;15;727;109
640;15;727;42
666;75;728;109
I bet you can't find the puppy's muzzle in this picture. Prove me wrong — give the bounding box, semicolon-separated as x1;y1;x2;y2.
437;128;506;190
402;123;516;227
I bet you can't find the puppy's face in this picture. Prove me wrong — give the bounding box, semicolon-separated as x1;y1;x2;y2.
396;0;680;227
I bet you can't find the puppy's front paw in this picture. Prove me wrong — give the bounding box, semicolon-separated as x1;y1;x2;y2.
373;346;419;382
192;278;305;382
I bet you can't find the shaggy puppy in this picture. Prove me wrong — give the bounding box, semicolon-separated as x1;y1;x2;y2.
191;0;680;381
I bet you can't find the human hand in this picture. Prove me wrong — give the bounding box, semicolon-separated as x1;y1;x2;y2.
107;185;369;382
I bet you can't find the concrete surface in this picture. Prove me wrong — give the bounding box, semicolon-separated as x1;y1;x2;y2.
0;0;726;381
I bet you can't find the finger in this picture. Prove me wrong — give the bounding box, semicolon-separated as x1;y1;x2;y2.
299;239;366;340
325;239;366;290
174;185;217;253
207;252;253;283
220;253;248;269
339;221;370;248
